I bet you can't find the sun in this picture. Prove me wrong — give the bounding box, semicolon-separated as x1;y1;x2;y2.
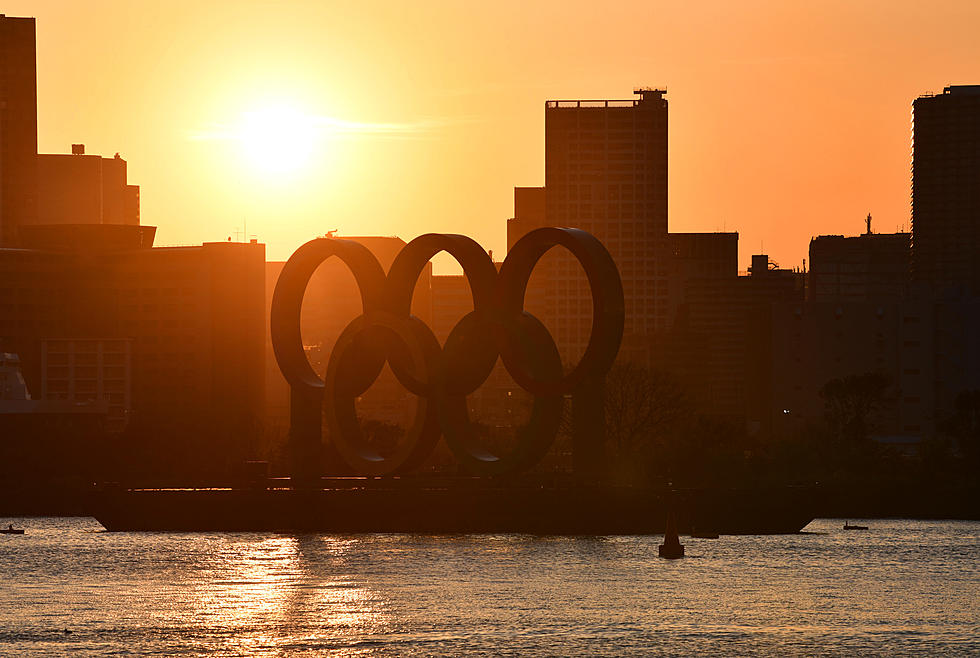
235;105;318;177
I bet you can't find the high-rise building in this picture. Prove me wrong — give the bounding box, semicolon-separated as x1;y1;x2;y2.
0;15;39;246
912;85;980;296
511;90;748;369
516;89;669;365
545;88;667;236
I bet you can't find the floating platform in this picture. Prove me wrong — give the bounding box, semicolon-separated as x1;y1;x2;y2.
89;480;817;535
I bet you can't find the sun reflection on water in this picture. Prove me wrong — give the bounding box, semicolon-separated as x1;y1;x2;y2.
2;520;979;656
189;535;391;655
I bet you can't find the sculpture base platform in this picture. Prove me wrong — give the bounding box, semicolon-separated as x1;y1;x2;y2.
88;480;816;535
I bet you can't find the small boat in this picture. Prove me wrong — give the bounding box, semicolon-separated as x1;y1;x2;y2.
1;528;25;534
843;521;868;531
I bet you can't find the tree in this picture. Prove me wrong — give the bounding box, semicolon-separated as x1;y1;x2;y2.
603;362;689;458
577;362;692;484
819;371;894;448
940;390;980;464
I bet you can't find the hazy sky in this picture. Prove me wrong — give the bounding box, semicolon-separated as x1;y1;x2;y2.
10;1;980;269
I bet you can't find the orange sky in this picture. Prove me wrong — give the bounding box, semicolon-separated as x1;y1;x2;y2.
10;1;980;271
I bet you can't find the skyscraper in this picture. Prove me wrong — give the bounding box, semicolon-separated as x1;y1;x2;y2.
509;89;745;369
912;85;980;296
0;15;39;246
545;88;668;235
536;89;669;362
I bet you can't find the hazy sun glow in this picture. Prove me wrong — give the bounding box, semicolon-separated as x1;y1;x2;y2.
30;1;980;262
235;105;319;176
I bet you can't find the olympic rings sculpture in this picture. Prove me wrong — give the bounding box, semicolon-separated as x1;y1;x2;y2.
271;227;624;477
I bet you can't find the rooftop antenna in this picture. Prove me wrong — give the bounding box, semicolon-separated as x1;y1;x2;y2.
866;213;872;235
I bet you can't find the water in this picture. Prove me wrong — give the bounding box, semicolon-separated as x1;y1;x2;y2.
1;518;978;656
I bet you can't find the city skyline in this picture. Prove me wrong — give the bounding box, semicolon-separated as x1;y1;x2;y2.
4;6;980;656
6;1;980;270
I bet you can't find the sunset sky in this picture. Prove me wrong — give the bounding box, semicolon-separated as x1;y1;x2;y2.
11;1;980;270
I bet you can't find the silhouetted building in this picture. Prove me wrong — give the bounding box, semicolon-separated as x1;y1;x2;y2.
0;15;39;246
912;85;980;296
508;89;669;367
36;147;140;226
511;91;743;366
0;17;141;245
0;232;266;477
672;255;803;430
508;89;804;432
662;232;739;346
771;300;935;441
545;88;668;236
0;14;262;481
506;187;547;252
667;232;738;280
808;222;910;302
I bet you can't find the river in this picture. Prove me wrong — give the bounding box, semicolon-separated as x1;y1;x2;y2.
1;518;978;655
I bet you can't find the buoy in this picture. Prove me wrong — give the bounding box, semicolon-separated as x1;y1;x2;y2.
659;510;685;559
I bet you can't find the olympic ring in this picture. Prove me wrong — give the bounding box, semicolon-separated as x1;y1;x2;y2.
270;227;624;478
324;312;442;476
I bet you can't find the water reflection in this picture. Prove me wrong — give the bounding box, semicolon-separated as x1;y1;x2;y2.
192;535;391;655
2;519;979;656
